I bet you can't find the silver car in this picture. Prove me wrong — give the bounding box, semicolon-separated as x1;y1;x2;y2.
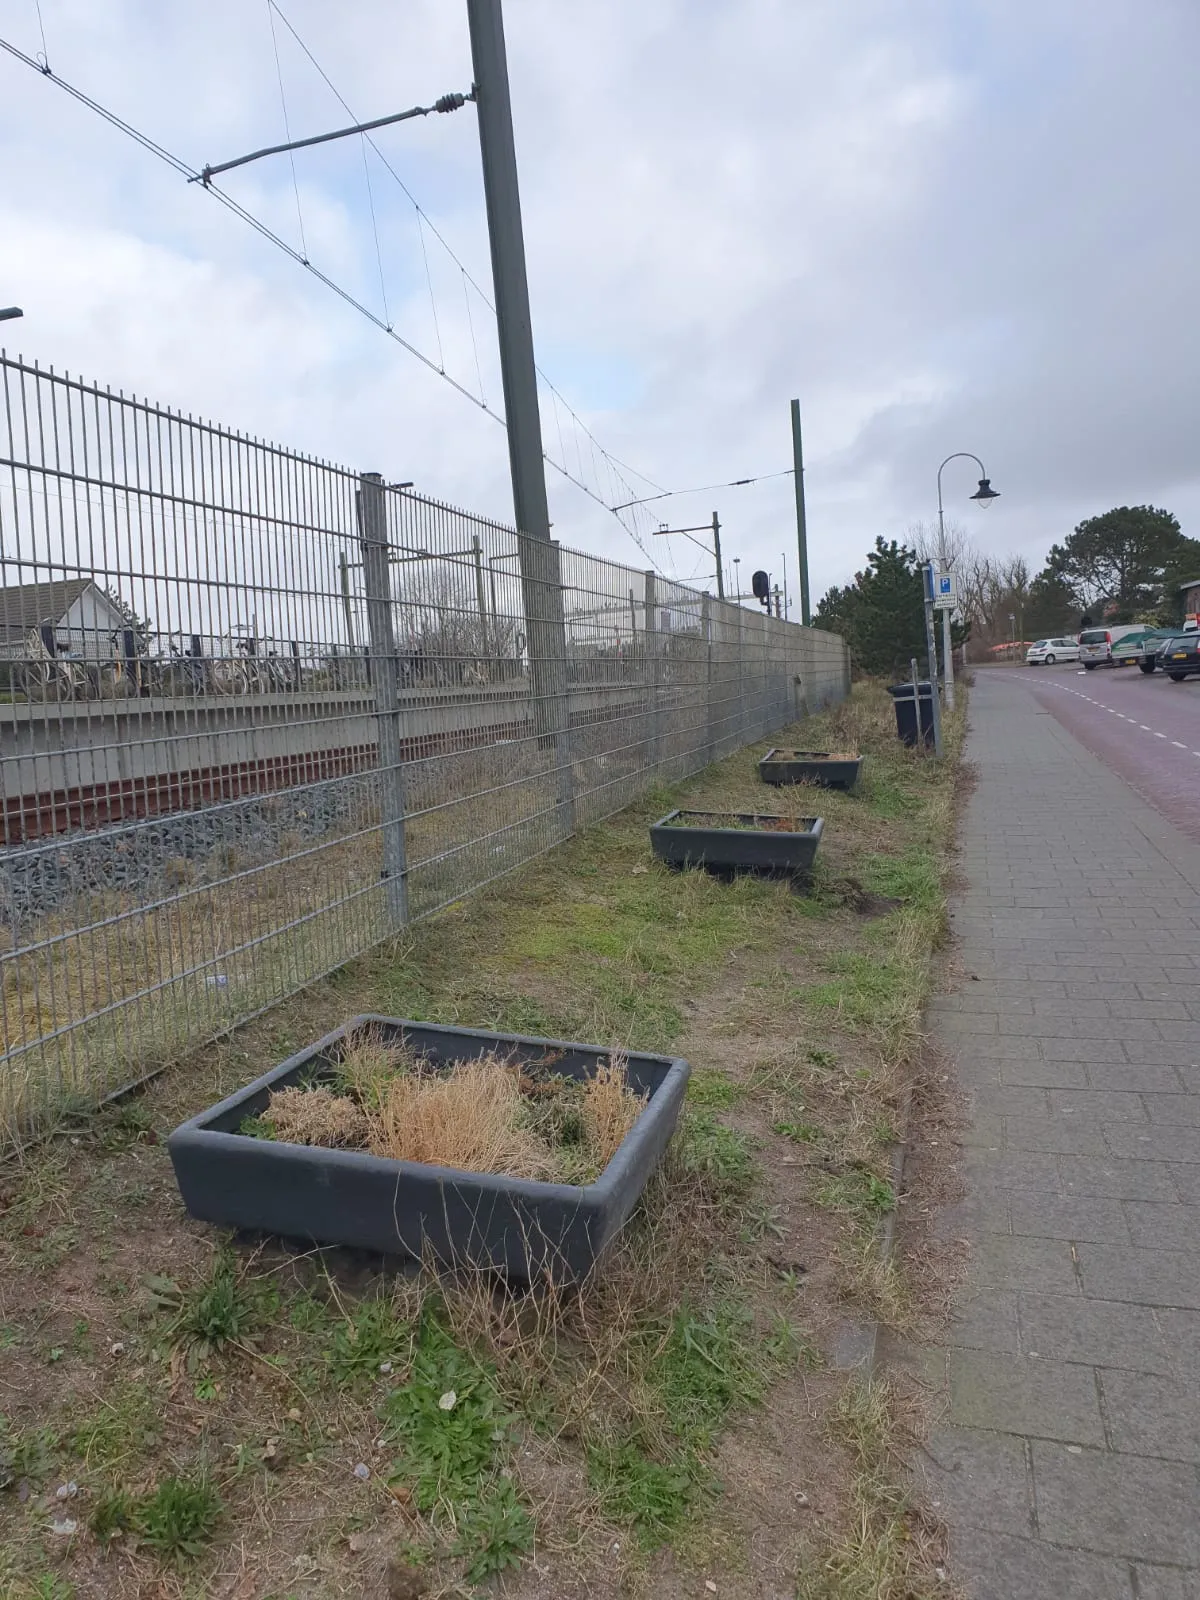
1078;625;1147;669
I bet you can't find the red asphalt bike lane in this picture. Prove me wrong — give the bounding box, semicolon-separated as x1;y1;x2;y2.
993;662;1200;845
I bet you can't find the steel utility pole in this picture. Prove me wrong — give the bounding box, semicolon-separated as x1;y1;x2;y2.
712;513;724;600
652;515;725;599
790;400;811;625
466;0;573;819
467;0;547;546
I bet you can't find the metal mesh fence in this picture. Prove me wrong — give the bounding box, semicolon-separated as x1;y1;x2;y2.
0;353;849;1138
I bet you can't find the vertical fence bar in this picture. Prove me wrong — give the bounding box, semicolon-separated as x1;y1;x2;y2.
701;591;715;765
357;471;408;929
643;570;659;773
736;604;747;738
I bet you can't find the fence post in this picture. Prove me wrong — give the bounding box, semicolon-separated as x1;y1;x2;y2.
736;603;746;744
701;592;715;766
518;534;575;829
357;471;409;929
471;535;490;670
644;570;660;774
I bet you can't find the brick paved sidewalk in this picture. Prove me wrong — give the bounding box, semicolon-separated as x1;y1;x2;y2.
917;670;1200;1600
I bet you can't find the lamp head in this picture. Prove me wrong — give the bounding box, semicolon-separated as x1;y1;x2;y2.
971;477;999;506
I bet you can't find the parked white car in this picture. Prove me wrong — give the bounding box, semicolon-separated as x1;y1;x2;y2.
1026;637;1080;666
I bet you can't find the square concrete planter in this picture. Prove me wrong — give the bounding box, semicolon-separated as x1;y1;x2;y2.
167;1016;690;1284
759;748;863;790
649;809;823;875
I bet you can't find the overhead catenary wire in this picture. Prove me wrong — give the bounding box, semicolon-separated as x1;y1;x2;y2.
260;0;669;564
0;31;672;576
265;0;309;262
612;467;796;511
31;0;49;71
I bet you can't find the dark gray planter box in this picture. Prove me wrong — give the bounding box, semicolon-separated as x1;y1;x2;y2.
167;1016;689;1285
649;809;823;875
759;748;863;790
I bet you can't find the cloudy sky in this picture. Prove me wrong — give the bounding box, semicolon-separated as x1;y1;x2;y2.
0;0;1195;611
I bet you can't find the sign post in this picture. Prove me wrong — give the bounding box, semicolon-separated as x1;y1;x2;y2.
922;563;944;758
933;568;958;712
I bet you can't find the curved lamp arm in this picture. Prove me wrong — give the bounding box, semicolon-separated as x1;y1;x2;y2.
936;452;993;562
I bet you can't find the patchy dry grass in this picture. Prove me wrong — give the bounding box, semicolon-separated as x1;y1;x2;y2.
254;1039;645;1184
0;681;965;1599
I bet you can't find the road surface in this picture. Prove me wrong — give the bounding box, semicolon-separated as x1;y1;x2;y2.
1005;661;1200;844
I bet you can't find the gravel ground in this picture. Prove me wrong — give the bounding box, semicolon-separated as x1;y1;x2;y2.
1;773;379;937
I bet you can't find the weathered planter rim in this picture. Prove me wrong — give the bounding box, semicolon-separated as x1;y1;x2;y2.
761;747;860;762
651;807;822;835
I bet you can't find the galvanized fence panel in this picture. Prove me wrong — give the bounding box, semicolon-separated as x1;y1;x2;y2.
0;353;848;1139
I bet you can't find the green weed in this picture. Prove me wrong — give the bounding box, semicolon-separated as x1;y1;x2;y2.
328;1296;411;1388
860;772;922;820
765;1314;821;1368
652;1304;767;1447
147;1250;277;1370
287;1289;330;1334
588;1440;699;1544
802;952;907;1028
675;1111;756;1201
380;1311;514;1514
591;1296;784;1546
859;847;941;912
236;1113;276;1139
24;1577;75;1600
814;1171;895;1221
136;1471;223;1564
687;1068;744;1110
774;1118;823;1144
450;1479;535;1584
0;1418;61;1488
89;1485;138;1544
740;1202;787;1242
93;1095;155;1150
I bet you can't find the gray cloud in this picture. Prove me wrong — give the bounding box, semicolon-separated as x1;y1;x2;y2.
0;0;1194;608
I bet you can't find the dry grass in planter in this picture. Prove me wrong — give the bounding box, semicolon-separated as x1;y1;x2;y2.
251;1036;647;1185
263;1084;368;1147
370;1053;558;1178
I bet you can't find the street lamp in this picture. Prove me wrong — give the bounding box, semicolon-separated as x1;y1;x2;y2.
733;556;742;603
1009;613;1016;649
937;451;1000;709
0;307;23;322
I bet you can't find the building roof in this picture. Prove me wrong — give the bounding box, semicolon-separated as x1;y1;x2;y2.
1178;579;1200;592
0;578;95;636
